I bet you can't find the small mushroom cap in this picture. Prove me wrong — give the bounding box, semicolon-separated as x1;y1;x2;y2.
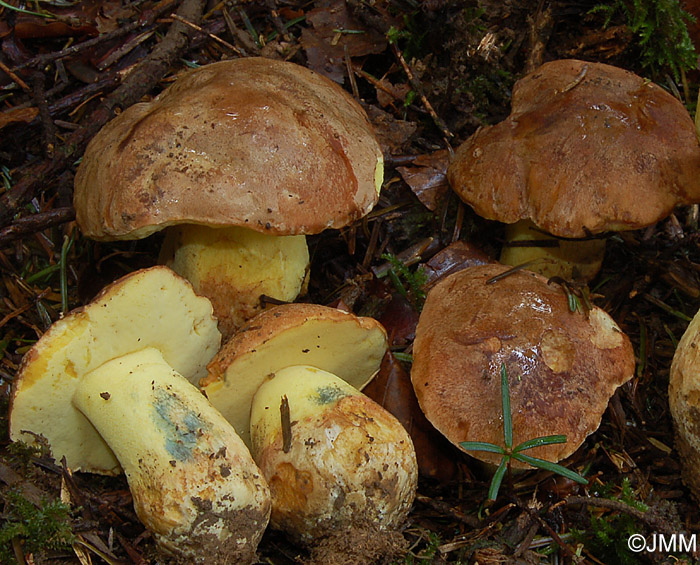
411;264;635;467
74;57;384;241
447;59;700;238
669;307;700;500
202;303;388;447
9;266;220;474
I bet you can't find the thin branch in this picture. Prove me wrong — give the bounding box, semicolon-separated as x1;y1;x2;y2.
0;0;206;228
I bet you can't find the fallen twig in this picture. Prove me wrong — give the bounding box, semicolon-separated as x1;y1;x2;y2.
0;0;206;228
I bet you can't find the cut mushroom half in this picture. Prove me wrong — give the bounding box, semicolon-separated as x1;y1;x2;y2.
9;267;271;562
202;303;389;447
250;365;417;546
9;266;221;474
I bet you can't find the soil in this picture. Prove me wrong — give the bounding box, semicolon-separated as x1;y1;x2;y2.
1;0;700;564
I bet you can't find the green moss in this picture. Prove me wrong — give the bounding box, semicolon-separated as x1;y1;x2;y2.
591;0;697;80
0;489;75;564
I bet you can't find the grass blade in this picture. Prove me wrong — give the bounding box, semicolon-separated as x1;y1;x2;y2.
511;452;588;484
514;435;567;452
460;441;506;454
488;457;509;500
500;364;512;450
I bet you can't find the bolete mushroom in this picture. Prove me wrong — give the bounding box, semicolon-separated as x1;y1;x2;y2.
447;59;700;280
9;267;270;562
202;304;416;554
669;307;700;500
411;263;635;467
74;56;384;338
73;347;271;563
250;365;417;546
202;302;389;447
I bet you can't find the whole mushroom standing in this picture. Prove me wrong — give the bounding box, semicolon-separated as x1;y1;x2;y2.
411;264;636;467
9;267;270;563
447;59;700;281
74;56;384;339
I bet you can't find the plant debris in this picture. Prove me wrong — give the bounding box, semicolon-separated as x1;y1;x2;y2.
1;0;700;563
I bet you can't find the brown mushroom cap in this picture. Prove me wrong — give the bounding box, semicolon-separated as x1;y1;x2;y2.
447;59;700;238
411;264;635;467
74;57;384;240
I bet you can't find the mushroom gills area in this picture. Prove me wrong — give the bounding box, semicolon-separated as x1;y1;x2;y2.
250;365;417;543
161;224;309;338
203;317;387;447
72;347;270;563
499;220;606;281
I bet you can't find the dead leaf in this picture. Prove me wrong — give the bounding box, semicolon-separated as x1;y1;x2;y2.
375;78;410;107
301;0;386;82
0;107;39;131
377;292;419;347
397;149;450;212
364;352;460;483
423;240;495;286
364;104;417;156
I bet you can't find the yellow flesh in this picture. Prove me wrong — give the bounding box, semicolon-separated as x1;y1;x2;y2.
9;267;220;474
499;220;606;281
161;225;309;337
202;317;387;447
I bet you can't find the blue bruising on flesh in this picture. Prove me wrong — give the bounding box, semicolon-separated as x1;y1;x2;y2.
151;388;209;462
314;385;349;406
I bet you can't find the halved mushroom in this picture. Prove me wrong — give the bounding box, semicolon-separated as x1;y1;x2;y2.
9;267;270;561
411;264;635;467
9;266;220;474
250;365;417;545
202;303;389;447
448;59;700;280
74;57;384;338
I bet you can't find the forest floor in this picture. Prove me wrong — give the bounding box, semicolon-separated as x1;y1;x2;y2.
1;0;700;563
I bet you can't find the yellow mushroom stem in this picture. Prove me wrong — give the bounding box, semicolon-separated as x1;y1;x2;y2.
160;224;309;339
249;365;417;545
499;219;606;281
73;347;271;564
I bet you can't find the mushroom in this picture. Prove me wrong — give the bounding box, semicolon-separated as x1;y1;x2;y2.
250;365;417;546
447;59;700;280
73;347;271;563
202;302;389;447
201;304;416;554
669;307;700;500
9;267;270;562
411;263;635;467
74;56;384;338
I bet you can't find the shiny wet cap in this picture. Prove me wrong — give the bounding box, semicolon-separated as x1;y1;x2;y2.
74;57;384;240
411;263;635;467
447;59;700;238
